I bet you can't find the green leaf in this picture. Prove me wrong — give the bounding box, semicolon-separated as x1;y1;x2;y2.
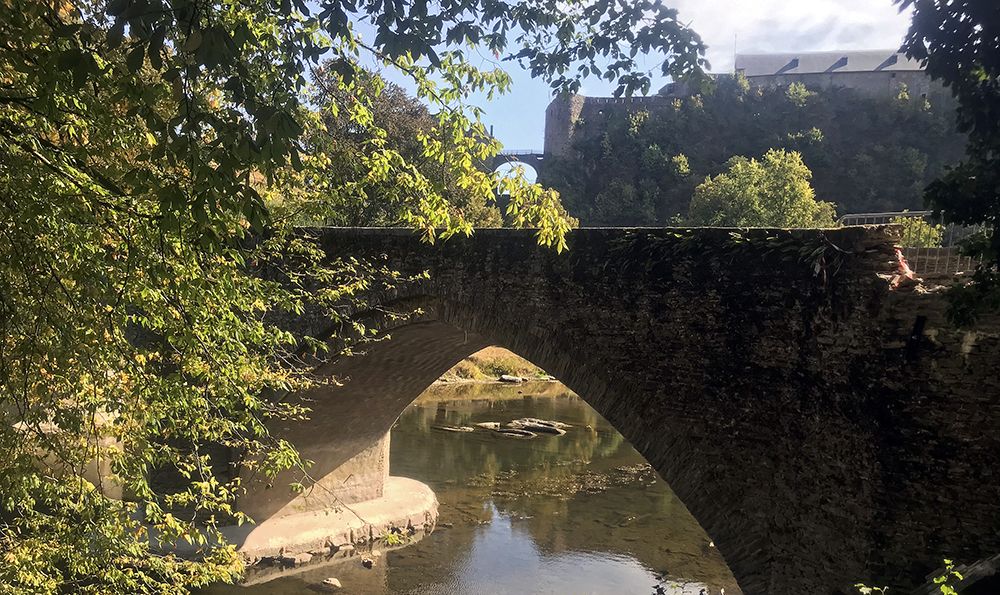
107;21;126;49
126;43;145;73
183;30;203;54
106;0;129;16
148;26;165;71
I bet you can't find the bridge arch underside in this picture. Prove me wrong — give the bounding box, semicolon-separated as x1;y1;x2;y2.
238;228;1000;595
490;153;545;179
252;300;878;595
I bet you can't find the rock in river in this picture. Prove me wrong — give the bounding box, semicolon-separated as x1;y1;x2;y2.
474;422;501;430
319;577;342;591
507;418;570;435
432;425;475;433
495;428;537;439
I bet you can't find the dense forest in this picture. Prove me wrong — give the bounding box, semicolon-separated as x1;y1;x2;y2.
540;76;967;226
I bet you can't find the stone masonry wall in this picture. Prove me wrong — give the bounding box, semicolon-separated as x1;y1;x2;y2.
257;226;1000;595
873;284;1000;587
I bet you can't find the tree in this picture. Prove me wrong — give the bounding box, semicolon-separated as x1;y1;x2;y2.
899;0;1000;264
688;149;837;227
0;0;705;592
304;66;503;227
898;0;1000;322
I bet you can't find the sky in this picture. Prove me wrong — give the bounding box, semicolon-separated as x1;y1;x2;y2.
470;0;915;151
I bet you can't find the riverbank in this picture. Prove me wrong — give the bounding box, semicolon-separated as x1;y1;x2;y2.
415;379;573;403
436;346;549;383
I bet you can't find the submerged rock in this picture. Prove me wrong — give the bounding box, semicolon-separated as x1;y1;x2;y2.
532;417;572;429
432;425;474;433
277;551;312;567
495;428;537;439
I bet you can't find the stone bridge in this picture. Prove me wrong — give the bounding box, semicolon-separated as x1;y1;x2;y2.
489;150;546;177
230;227;1000;594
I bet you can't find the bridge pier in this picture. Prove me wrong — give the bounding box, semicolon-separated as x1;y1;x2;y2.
215;316;497;565
213;430;438;564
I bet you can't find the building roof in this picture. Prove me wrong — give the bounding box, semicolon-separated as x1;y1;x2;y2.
735;50;924;77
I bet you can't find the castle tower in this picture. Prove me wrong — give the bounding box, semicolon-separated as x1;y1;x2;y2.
543;93;586;157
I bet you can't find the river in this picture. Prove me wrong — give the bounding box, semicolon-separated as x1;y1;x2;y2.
207;381;740;594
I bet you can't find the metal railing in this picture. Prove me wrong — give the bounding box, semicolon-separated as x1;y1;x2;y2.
902;247;982;277
838;210;980;247
498;149;544;156
839;210;933;226
839;210;985;276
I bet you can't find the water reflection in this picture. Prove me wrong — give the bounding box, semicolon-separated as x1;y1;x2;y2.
391;383;739;595
206;382;740;594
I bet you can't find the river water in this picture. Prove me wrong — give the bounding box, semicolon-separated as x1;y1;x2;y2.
208;382;740;594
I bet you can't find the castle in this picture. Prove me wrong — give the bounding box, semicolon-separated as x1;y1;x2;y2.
544;49;937;157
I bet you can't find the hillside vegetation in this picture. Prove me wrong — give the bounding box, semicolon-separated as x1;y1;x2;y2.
542;77;966;226
439;347;547;382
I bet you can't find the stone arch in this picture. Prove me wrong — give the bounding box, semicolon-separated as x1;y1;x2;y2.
489;152;545;182
241;292;763;593
229;227;1000;595
244;228;896;595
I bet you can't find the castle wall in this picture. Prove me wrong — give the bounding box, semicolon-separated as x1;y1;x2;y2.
747;70;941;100
543;93;668;157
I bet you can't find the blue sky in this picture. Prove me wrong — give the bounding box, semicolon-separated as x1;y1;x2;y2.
458;0;915;150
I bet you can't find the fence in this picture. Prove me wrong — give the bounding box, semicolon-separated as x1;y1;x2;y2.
498;149;543;157
901;247;982;277
837;210;984;247
839;211;985;276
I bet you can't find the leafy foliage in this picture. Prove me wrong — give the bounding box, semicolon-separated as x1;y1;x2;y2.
382;527;408;547
899;0;1000;323
899;0;1000;266
933;559;964;595
854;559;964;595
688;149;837;228
896;0;1000;324
0;0;705;591
301;66;503;227
891;214;944;247
946;268;1000;326
542;77;964;226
